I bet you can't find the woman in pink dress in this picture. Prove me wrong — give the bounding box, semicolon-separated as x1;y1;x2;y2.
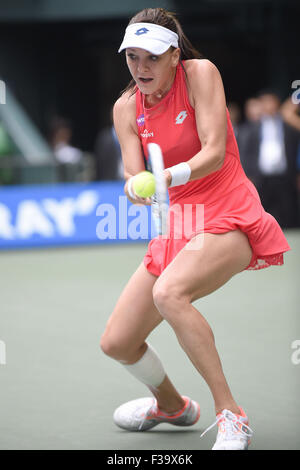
100;7;290;450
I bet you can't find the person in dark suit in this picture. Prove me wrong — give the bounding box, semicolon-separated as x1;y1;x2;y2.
238;90;300;228
237;97;262;172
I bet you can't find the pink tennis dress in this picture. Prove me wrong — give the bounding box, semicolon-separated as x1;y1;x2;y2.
135;61;290;276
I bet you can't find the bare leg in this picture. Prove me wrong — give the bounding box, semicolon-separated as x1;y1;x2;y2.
150;376;186;413
153;231;252;415
162;303;239;415
100;262;185;413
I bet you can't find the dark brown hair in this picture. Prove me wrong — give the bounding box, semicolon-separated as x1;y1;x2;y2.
120;8;203;95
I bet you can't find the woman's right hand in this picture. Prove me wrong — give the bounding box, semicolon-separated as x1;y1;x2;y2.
113;94;153;206
124;179;152;206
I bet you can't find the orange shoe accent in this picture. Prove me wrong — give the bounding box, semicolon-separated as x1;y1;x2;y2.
148;396;190;420
216;406;250;437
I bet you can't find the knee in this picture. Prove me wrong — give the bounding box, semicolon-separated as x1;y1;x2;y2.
153;280;189;320
100;330;144;363
100;332;124;360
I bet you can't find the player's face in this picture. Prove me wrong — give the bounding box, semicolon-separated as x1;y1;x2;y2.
125;47;180;97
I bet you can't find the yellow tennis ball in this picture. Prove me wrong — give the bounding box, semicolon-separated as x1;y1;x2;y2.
133;171;156;198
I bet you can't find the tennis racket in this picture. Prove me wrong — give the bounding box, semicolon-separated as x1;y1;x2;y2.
147;143;168;236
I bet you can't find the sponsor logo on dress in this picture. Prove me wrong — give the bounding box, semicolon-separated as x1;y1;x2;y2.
136;114;145;126
140;129;154;138
175;110;188;124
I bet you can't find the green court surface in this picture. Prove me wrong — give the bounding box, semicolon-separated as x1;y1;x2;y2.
0;230;299;450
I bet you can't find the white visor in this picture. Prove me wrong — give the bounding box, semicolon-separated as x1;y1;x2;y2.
118;22;179;56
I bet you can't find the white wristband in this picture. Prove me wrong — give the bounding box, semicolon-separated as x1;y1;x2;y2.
167;162;191;187
127;176;136;199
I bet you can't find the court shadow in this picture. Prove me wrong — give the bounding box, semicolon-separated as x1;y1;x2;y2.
115;428;203;435
149;429;202;434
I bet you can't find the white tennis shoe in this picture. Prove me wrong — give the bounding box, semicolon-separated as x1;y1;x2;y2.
200;407;253;450
113;396;200;431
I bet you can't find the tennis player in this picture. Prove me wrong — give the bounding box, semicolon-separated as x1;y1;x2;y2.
100;8;290;450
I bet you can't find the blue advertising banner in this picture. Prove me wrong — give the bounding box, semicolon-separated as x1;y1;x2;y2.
0;181;155;249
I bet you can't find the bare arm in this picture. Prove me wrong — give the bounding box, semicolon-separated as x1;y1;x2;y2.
165;60;227;185
113;93;151;204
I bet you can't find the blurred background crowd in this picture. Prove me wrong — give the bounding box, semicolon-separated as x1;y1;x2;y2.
0;0;299;229
229;92;300;228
